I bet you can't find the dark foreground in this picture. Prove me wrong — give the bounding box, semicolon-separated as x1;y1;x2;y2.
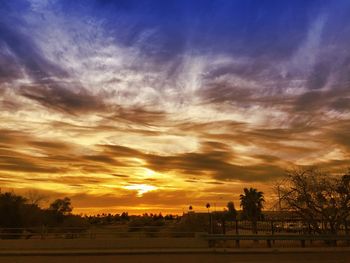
0;251;349;263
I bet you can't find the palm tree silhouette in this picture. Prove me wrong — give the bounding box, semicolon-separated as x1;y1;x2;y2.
240;188;265;234
206;203;211;212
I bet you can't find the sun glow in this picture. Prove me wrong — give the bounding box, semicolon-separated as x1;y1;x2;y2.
0;0;349;215
123;184;158;197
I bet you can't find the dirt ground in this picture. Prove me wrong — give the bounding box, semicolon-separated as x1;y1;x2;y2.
0;252;349;263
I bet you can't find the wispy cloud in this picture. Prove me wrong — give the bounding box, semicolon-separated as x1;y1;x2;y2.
0;0;349;213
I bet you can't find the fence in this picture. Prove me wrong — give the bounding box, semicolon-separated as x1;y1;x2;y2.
1;227;350;249
202;233;350;248
0;226;196;239
214;220;350;236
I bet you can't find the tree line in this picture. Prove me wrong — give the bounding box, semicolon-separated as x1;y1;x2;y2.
0;167;349;237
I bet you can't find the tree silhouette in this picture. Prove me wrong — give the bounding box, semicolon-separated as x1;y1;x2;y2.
206;203;210;211
206;203;212;233
279;168;350;235
25;190;47;206
240;188;264;234
226;201;237;221
120;212;129;221
49;197;72;215
0;192;26;229
0;192;38;238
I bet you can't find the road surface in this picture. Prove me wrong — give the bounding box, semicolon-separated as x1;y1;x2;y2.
0;251;348;263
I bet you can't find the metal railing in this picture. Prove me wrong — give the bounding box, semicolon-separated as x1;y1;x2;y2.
202;233;350;248
1;227;350;249
0;227;196;239
217;220;350;235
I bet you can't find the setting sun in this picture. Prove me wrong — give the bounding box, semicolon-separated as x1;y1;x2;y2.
123;184;158;197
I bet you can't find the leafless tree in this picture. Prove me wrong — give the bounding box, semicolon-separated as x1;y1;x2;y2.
25;190;47;206
278;167;350;234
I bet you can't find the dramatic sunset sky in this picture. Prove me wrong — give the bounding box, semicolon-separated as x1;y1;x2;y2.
0;0;349;214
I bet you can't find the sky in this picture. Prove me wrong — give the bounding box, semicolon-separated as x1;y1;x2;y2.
0;0;350;214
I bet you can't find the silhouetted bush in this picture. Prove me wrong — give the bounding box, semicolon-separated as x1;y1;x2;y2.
0;192;89;239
